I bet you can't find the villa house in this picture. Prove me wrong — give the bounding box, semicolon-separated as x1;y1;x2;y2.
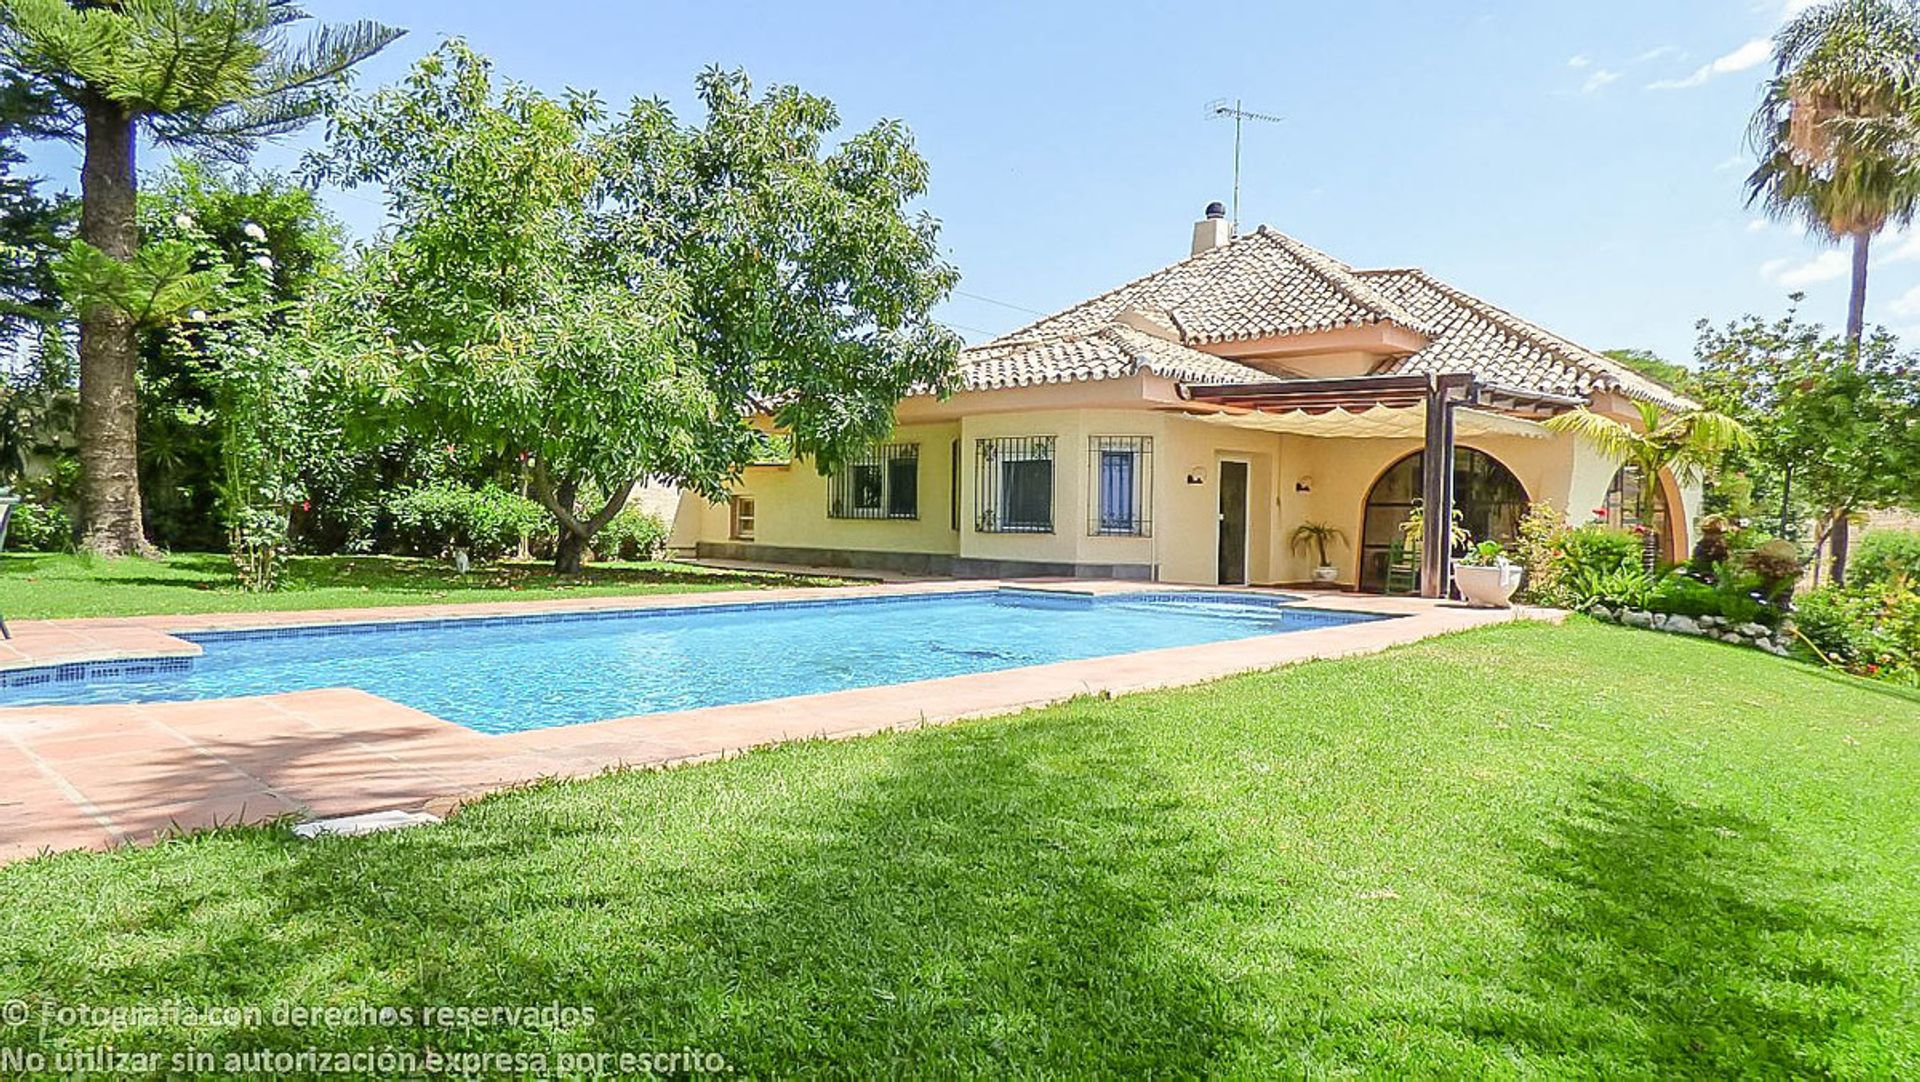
671;205;1698;594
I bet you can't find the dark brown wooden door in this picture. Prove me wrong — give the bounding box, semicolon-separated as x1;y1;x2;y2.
1217;460;1248;585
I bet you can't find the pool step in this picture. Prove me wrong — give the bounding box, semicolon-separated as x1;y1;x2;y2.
291;809;442;839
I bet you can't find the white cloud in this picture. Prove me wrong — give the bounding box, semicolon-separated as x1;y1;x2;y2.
1887;283;1920;319
1634;45;1685;64
1875;230;1920;265
1567;54;1592;68
1718;155;1751;172
1648;38;1772;90
1762;249;1850;287
1747;218;1770;233
1582;69;1623;94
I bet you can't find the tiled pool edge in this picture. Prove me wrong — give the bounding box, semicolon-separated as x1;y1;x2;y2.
0;579;987;675
0;586;1348;695
0;587;1565;863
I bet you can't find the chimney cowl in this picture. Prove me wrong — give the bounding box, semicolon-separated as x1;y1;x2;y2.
1191;202;1232;255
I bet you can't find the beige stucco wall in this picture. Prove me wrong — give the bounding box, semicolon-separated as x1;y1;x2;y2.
675;395;1705;586
668;421;964;556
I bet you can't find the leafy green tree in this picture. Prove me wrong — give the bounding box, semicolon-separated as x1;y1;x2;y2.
1748;0;1920;577
0;94;68;365
1694;309;1920;584
309;43;960;572
0;95;74;505
0;0;400;556
1544;402;1754;569
1602;348;1695;397
136;164;342;551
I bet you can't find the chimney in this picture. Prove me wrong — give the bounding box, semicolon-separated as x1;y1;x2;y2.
1190;201;1230;255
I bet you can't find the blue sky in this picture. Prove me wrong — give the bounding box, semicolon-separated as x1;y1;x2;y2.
21;0;1908;364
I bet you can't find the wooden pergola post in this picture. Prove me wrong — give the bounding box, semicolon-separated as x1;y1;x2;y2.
1419;375;1476;600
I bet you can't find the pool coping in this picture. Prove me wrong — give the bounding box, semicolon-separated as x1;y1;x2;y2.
0;585;1380;695
0;581;1565;862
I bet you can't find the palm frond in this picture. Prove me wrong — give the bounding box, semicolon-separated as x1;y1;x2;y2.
1543;408;1645;462
1674;409;1756;456
1746;0;1920;236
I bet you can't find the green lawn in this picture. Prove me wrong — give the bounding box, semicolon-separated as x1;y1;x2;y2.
0;551;850;620
2;621;1916;1075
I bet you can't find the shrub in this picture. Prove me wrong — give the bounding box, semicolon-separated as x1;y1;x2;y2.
1644;565;1780;626
1794;584;1920;683
1647;574;1720;618
1689;514;1731;579
1558;524;1640;578
595;509;669;562
388;483;548;563
1743;538;1804;603
1512;502;1572;605
2;498;73;552
1566;565;1655;611
1793;588;1870;665
1853;530;1920;591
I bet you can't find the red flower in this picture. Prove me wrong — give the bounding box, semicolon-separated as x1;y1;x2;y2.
1592;508;1609;519
299;500;311;513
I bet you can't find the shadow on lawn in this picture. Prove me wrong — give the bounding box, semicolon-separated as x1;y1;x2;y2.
1500;774;1882;1075
11;722;1241;1074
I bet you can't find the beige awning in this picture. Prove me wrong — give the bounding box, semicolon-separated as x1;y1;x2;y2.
1182;403;1550;440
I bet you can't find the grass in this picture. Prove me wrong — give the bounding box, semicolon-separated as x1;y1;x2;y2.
0;551;851;620
1;620;1917;1075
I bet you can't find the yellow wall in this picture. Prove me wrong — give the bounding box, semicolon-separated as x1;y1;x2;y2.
669;421;963;557
676;396;1702;584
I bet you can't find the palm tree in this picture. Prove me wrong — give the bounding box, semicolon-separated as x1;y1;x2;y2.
1746;0;1920;584
1544;402;1754;570
0;1;401;556
1749;0;1920;344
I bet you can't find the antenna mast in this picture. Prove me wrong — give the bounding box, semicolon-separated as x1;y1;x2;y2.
1206;99;1285;232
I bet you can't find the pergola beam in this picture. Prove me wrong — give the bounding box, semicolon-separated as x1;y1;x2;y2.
1181;371;1557;600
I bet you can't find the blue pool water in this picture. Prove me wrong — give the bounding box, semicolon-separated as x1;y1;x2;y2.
0;590;1386;733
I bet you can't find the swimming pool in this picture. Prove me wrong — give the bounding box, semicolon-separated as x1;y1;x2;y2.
0;590;1387;734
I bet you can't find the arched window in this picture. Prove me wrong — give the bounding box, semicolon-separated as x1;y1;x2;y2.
1604;465;1673;562
1360;449;1528;592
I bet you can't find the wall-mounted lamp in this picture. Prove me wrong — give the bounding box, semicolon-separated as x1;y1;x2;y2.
1295;476;1313;493
1186;467;1206;485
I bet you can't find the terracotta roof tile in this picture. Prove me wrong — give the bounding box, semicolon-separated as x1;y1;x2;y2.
954;226;1696;411
950;324;1271;391
1000;227;1430;344
1356;268;1696;411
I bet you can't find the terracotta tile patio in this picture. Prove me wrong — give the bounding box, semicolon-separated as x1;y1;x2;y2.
0;581;1562;863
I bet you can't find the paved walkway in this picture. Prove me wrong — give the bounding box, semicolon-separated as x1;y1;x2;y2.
0;582;1562;862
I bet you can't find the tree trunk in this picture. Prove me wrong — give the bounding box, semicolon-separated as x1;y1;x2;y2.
1778;463;1793;539
76;97;149;557
551;476;583;573
554;530;588;574
528;468;636;574
1829;509;1851;586
1845;231;1871;350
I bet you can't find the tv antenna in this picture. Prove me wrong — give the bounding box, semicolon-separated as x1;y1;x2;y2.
1206;99;1285;232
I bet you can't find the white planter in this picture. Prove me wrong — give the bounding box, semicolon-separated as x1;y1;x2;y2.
1453;561;1523;608
1310;564;1339;584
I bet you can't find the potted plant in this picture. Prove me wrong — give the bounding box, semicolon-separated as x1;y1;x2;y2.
1398;499;1470;553
1289;521;1349;585
1454;540;1524;608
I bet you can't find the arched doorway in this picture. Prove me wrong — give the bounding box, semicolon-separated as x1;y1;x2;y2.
1603;464;1676;563
1360;448;1528;592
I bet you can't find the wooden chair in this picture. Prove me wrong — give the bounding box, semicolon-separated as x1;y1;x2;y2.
1384;538;1418;596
